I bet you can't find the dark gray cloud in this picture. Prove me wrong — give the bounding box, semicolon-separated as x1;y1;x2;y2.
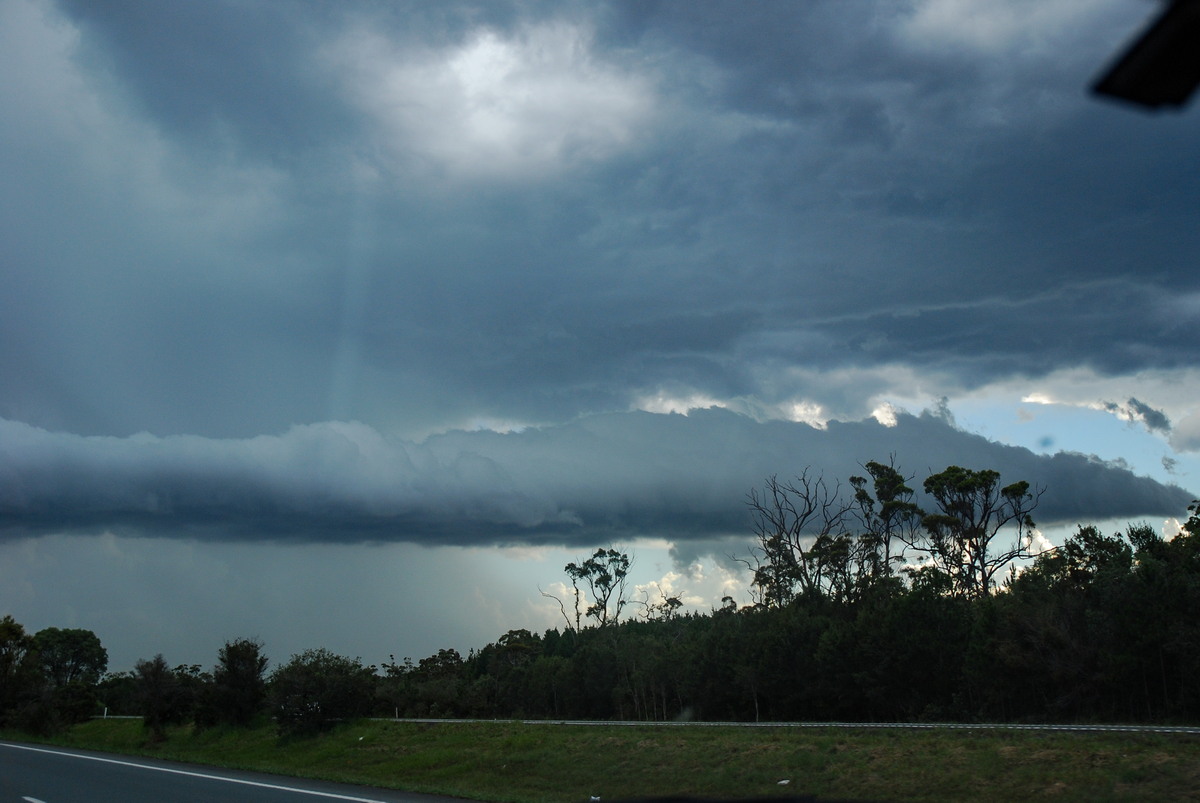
1126;397;1172;434
1101;396;1174;437
4;0;1200;668
1;410;1190;545
3;0;1198;444
54;0;360;160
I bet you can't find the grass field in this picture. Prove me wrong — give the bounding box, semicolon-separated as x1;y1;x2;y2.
9;718;1200;802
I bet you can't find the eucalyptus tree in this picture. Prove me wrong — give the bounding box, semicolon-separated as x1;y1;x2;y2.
545;547;634;629
744;471;854;606
849;459;924;583
917;466;1042;599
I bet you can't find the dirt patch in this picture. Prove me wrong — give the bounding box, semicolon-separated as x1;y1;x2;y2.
1030;749;1062;762
740;742;782;753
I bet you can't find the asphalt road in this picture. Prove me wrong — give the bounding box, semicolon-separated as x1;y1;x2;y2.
0;741;463;803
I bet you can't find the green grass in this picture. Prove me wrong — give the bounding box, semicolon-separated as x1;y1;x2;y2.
7;719;1200;802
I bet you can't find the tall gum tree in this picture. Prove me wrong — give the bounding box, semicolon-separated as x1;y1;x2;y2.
918;466;1043;599
849;459;924;584
744;471;854;606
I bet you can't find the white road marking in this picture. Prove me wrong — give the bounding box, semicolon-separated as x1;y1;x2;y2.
0;743;388;802
23;797;48;803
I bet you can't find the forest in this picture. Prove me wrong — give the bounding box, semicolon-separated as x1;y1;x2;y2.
2;462;1199;737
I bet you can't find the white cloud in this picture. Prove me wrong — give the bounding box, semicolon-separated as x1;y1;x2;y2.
733;360;954;425
1001;367;1200;439
1019;376;1200;447
1017;369;1200;416
786;401;829;430
1025;527;1056;555
328;20;655;180
634;556;754;615
1021;396;1173;438
538;579;586;629
871;402;901;427
1170;411;1200;453
1163;517;1183;540
636;568;692;608
632;392;728;416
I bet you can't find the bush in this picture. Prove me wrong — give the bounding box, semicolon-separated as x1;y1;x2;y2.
201;638;268;727
134;654;190;742
269;648;375;736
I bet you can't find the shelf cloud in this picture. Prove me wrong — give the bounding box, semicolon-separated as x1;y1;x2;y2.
3;410;1189;546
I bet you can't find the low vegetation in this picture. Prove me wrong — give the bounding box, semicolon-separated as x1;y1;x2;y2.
11;717;1200;802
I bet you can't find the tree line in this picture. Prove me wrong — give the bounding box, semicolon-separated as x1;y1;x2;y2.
3;460;1199;737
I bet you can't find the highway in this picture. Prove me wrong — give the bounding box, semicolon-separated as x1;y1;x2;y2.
0;741;460;803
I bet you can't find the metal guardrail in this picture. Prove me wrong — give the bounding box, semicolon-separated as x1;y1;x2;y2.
92;714;1200;735
377;717;1200;735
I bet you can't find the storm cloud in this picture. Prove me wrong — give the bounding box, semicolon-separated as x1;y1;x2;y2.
4;0;1200;668
3;0;1199;443
2;410;1190;545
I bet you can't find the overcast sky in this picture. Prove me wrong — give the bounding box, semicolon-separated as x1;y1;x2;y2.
3;0;1200;671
